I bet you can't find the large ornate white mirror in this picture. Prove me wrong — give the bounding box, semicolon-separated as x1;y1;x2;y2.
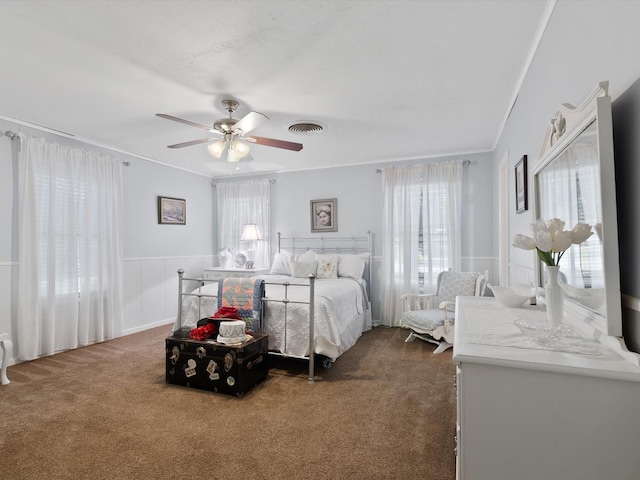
531;82;621;337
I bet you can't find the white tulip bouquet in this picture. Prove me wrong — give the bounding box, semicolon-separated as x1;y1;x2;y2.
513;218;593;266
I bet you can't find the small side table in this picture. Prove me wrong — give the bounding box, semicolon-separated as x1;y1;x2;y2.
0;333;12;385
203;267;269;281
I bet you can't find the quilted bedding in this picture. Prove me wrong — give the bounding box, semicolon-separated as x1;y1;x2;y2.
176;274;371;361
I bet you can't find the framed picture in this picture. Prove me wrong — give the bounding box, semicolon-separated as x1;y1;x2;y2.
310;198;337;233
515;155;528;214
158;196;186;225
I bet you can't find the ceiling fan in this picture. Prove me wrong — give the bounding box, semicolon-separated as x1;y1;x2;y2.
156;99;303;164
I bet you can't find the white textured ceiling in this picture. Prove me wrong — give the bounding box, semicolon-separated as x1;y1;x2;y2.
0;0;551;178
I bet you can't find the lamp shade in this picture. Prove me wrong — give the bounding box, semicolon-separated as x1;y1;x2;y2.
241;224;261;241
232;138;250;158
208;139;226;158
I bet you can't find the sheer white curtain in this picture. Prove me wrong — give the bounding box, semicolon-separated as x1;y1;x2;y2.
17;134;124;360
380;161;462;326
216;179;270;268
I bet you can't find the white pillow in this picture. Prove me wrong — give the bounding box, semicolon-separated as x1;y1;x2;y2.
316;254;339;279
295;249;317;262
270;251;293;275
338;254;367;279
291;260;318;278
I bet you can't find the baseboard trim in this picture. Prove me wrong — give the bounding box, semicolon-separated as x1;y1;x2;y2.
122;318;174;336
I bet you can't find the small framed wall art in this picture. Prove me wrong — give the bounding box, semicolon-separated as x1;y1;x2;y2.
515;155;528;214
158;196;186;225
310;198;337;233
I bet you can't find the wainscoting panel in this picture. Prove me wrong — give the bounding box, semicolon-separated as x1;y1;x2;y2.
0;263;16;348
0;257;214;366
123;256;215;335
509;262;536;287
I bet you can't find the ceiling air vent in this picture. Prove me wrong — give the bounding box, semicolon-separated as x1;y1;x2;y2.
288;121;325;135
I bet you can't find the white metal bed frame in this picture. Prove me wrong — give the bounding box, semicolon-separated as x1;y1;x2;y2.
176;231;372;383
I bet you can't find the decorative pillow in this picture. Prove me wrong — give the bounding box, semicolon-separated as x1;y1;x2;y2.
316;254;339;279
291;260;318;278
295;249;317;262
338;254;367;279
270;251;293;276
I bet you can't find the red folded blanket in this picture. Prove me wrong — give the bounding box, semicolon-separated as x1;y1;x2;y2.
189;322;218;341
212;306;242;320
189;306;243;340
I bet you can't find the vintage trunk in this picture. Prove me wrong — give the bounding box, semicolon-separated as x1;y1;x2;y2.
165;334;268;397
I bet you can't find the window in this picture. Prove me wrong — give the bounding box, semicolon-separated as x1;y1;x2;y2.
216;179;271;268
35;174;105;295
17;134;124;360
381;161;462;326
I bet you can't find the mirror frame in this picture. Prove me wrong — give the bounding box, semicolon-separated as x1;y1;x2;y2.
531;82;622;337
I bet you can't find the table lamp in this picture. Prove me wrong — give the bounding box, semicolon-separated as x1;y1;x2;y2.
241;224;261;269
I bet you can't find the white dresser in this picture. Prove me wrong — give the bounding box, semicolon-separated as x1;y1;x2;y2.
453;296;640;480
203;267;269;281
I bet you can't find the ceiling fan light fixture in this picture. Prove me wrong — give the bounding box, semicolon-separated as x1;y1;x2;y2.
158;100;304;161
208;139;226;158
226;147;239;163
231;138;250;158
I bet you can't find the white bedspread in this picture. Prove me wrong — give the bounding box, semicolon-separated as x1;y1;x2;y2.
176;275;371;361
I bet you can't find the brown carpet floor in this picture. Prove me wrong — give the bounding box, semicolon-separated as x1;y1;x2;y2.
0;325;456;480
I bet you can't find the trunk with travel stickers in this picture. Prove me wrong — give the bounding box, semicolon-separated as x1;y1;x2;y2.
165;334;269;397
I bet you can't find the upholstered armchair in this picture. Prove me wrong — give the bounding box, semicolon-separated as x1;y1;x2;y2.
400;270;489;353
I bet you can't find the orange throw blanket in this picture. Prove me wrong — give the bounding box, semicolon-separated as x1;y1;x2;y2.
217;277;265;334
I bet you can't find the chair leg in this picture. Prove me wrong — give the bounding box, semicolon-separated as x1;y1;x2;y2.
404;331;416;343
433;342;453;354
0;336;11;385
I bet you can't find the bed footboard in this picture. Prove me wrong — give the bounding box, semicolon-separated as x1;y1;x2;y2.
260;275;317;383
176;269;319;383
176;269;219;333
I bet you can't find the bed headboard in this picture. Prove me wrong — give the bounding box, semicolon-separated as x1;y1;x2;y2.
276;231;373;295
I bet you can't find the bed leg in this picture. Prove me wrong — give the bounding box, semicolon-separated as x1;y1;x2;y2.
308;274;316;383
308;355;315;384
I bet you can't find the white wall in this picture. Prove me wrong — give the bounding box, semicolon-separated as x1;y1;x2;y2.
0;119;216;362
214;151;496;322
120;152;216;335
494;1;640;351
122;158;214;259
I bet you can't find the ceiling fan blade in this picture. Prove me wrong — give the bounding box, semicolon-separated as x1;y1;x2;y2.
156;113;216;132
246;136;303;152
233;111;269;135
167;137;218;149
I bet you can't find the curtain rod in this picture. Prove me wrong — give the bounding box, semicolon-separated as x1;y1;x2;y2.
376;159;471;173
211;178;276;187
211;178;276;188
5;130;131;166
